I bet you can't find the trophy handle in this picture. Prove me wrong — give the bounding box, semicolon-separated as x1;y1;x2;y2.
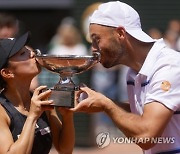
34;49;42;56
92;52;101;62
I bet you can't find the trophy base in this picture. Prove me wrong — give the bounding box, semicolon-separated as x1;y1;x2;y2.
49;89;75;107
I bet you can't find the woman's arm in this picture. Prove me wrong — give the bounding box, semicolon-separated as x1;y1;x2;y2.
0;86;53;154
0;106;37;154
47;108;74;154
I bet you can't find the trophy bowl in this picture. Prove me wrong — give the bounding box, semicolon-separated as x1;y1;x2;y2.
35;51;100;107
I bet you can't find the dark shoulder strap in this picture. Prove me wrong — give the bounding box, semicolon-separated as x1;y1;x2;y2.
0;93;14;131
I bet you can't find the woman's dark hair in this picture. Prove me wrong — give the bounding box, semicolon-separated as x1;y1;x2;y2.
0;61;9;91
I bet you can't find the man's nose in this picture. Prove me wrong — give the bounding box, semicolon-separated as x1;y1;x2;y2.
91;45;101;53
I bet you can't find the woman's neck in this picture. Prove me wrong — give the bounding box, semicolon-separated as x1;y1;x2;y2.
4;81;31;110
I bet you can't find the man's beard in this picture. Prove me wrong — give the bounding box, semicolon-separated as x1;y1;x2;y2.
102;41;124;68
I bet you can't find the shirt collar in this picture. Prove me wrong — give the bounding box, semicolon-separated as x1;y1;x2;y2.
139;38;167;77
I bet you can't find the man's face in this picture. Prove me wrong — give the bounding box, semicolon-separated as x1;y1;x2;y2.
89;24;125;68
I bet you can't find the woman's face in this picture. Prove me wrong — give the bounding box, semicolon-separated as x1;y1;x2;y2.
7;46;41;79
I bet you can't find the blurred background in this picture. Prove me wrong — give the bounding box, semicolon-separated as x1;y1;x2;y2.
0;0;179;153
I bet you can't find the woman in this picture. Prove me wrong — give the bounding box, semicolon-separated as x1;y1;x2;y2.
0;32;74;154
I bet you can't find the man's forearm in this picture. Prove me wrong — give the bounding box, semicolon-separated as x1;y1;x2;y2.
104;99;149;138
115;101;131;112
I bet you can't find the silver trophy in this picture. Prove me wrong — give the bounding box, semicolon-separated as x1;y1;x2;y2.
35;50;100;107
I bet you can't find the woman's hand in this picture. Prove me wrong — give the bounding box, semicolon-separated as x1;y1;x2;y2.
29;85;54;119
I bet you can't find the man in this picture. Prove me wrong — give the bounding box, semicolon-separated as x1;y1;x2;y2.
72;1;180;154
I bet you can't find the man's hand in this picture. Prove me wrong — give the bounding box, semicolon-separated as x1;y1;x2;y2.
71;86;112;113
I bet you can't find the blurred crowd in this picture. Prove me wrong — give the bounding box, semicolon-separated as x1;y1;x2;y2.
148;19;180;51
0;11;180;146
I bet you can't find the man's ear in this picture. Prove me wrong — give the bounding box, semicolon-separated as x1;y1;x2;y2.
116;26;126;39
0;68;14;79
